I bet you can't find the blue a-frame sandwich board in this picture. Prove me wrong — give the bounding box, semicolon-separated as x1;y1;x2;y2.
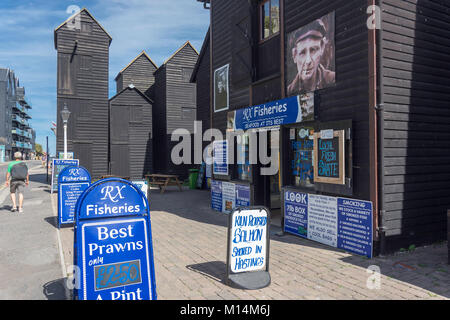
73;178;157;300
58;165;91;228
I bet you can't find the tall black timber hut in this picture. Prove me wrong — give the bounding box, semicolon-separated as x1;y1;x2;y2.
150;41;199;179
109;85;154;179
115;51;158;95
191;28;211;151
197;0;450;255
109;51;157;179
54;8;112;178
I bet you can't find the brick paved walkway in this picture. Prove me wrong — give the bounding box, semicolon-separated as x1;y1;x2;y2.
59;186;450;300
147;187;449;300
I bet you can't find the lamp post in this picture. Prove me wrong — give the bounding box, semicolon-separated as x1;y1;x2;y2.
60;103;71;160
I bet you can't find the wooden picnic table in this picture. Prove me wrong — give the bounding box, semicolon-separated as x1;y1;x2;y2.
145;174;183;194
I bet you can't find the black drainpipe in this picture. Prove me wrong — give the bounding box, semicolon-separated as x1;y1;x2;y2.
376;0;387;256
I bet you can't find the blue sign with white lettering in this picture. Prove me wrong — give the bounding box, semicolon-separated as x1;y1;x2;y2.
51;159;79;192
74;178;157;300
211;180;223;212
235;184;251;207
229;95;313;131
283;190;373;258
337;197;373;258
213;140;228;176
58;166;91;227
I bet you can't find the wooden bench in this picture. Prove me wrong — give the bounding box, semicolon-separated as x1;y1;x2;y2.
145;174;183;194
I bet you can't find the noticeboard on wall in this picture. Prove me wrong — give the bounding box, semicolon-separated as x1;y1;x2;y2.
213;140;228;176
211;180;251;214
283;189;373;258
313;130;345;185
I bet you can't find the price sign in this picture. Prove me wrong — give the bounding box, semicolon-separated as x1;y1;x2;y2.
94;260;141;291
74;178;157;300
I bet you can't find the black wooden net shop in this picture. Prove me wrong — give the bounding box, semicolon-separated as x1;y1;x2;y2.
108;85;154;180
150;41;199;180
109;51;158;179
195;0;450;255
54;8;112;178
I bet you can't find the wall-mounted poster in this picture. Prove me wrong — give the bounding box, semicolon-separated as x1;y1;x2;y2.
284;189;373;258
313;130;345;185
214;64;229;112
213;140;228;176
286;12;335;95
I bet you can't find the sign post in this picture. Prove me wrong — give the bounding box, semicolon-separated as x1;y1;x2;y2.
58;165;91;228
74;178;157;300
225;207;271;290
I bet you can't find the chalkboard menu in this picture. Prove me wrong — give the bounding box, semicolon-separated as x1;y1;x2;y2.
314;130;345;185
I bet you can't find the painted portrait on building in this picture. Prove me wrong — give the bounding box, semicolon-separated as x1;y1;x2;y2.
214;64;229;112
286;12;335;96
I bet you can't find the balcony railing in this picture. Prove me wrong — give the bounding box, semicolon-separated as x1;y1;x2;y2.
12;114;30;127
12;141;32;149
13;103;25;113
11;128;23;136
12;128;32;139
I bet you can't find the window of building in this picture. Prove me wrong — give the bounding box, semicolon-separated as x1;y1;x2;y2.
182;107;196;121
81;21;93;34
237;133;251;182
260;0;280;41
288;125;315;188
58;54;76;95
182;67;193;82
80;55;92;71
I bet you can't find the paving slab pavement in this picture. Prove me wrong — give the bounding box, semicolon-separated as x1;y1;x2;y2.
0;164;66;300
2;165;448;300
58;185;450;300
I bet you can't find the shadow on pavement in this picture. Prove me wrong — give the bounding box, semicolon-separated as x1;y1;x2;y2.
340;243;450;299
29;173;50;184
186;261;227;284
44;216;58;228
43;278;67;300
0;205;14;212
150;188;450;299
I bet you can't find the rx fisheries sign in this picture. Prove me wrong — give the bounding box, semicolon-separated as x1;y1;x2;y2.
74;178;157;300
58;165;91;227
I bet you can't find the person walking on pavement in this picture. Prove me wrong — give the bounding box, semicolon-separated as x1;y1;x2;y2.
5;152;29;213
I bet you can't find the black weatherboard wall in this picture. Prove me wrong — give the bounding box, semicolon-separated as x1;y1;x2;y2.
54;8;112;178
207;0;450;253
109;86;153;179
115;51;158;95
379;0;450;251
151;41;199;179
210;0;371;207
284;0;371;200
191;28;211;149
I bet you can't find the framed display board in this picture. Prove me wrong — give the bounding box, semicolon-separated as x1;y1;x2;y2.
313;130;345;185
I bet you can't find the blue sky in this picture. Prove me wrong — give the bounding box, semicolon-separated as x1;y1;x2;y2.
0;0;210;156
